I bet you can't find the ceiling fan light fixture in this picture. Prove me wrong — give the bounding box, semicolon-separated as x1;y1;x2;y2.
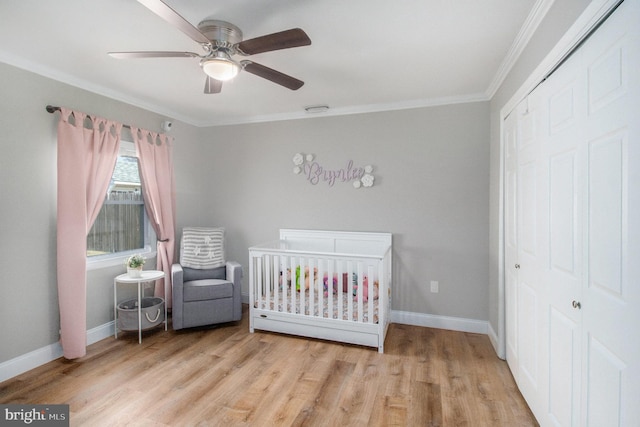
201;53;240;81
111;3;311;93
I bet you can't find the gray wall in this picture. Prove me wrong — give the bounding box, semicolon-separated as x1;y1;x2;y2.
190;103;490;320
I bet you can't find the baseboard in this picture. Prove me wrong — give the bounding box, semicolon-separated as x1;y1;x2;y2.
391;310;489;335
87;321;116;346
487;322;504;359
0;342;62;384
0;321;114;384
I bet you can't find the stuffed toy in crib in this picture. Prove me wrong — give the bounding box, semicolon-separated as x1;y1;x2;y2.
323;272;379;301
297;266;318;291
280;266;318;291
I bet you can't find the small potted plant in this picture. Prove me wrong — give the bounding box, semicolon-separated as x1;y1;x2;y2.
126;254;145;278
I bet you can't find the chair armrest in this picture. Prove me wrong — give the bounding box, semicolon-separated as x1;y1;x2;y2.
226;261;242;286
226;261;243;321
172;263;184;287
171;263;184;329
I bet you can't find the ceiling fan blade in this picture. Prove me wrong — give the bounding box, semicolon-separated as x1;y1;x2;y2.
109;51;200;59
243;62;304;90
204;76;223;94
237;28;311;55
137;0;211;45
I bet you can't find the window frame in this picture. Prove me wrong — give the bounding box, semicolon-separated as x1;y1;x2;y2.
86;140;157;271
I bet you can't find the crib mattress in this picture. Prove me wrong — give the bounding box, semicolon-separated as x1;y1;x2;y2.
254;289;379;324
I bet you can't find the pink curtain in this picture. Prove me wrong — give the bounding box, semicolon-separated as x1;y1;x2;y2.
132;128;176;307
57;108;122;359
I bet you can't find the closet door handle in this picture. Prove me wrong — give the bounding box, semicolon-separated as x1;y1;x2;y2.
572;300;581;309
515;264;520;269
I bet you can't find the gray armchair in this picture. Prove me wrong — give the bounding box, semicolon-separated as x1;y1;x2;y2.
171;227;242;330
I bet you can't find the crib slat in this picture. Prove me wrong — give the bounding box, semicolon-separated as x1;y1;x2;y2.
308;258;315;317
265;255;271;310
317;258;323;317
303;258;311;315
250;255;256;309
378;259;385;328
272;255;277;308
257;256;263;309
271;255;278;311
317;258;324;318
312;259;316;317
357;262;363;323
276;257;292;311
347;261;353;321
324;260;330;318
337;261;343;321
321;259;326;318
315;258;321;318
291;256;297;315
367;264;374;324
327;259;333;319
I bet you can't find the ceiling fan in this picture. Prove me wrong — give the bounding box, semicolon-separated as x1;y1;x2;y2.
109;0;311;94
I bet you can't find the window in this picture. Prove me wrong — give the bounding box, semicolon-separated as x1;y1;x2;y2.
86;141;156;269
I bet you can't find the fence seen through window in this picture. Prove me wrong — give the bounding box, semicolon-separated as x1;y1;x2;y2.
87;154;146;257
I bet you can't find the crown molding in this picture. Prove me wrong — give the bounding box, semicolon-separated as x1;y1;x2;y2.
485;0;556;99
0;51;195;126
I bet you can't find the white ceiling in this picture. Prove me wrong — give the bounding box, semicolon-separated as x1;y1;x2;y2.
0;0;543;127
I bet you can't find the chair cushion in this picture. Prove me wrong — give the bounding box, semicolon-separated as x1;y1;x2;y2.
180;227;225;269
183;266;226;282
183;279;233;302
183;299;234;328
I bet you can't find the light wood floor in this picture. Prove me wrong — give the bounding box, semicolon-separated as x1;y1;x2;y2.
1;305;537;426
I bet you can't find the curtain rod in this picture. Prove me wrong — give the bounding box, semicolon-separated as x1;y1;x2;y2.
46;105;132;130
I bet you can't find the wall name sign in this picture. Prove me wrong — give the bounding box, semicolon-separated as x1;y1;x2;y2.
292;153;375;189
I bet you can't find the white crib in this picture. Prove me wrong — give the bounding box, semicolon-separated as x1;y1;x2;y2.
249;229;392;353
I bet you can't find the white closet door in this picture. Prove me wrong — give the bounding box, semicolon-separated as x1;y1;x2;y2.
504;103;520;376
537;43;586;427
515;89;549;417
580;1;640;425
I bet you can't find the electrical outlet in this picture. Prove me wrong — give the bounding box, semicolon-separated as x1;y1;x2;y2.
430;280;439;293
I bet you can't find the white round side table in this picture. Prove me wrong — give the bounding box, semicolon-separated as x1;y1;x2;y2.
113;270;167;343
